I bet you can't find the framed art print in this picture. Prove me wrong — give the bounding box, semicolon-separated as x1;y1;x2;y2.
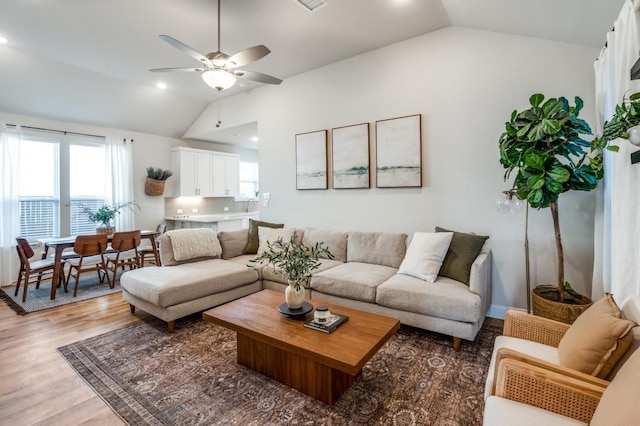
332;122;370;189
375;114;422;188
295;130;328;190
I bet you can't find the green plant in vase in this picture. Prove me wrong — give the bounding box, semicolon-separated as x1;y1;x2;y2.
79;201;140;233
250;235;333;309
499;93;607;320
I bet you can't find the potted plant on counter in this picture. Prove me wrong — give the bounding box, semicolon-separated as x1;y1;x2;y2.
79;201;140;235
250;236;333;309
145;166;173;196
499;93;607;323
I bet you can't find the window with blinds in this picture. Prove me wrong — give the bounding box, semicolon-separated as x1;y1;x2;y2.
239;162;259;198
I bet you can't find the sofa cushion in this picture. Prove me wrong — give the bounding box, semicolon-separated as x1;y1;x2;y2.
244;219;284;254
120;259;259;308
347;231;407;268
263;258;343;286
257;227;297;255
558;294;637;378
435;227;489;284
591;345;640;426
302;228;348;262
376;273;481;323
311;262;397;303
217;228;249;260
398;232;453;282
159;230;221;266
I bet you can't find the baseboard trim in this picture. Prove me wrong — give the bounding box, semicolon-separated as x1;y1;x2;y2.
487;304;526;320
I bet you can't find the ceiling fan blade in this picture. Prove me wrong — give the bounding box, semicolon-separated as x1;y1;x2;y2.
159;35;210;65
149;67;205;72
227;45;271;68
235;70;282;85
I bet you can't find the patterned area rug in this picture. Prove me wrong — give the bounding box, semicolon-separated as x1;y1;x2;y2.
0;273;121;315
58;315;501;425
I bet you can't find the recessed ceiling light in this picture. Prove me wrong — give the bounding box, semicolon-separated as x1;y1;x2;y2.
251;137;259;142
156;82;167;89
0;36;9;44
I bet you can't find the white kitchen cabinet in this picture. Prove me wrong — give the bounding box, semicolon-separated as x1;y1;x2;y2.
172;148;213;197
171;147;240;198
212;154;240;197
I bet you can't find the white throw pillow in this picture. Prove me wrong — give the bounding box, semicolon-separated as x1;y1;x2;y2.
257;226;296;255
398;232;454;282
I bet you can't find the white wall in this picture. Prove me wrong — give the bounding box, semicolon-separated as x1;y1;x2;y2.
186;27;601;316
0;111;186;231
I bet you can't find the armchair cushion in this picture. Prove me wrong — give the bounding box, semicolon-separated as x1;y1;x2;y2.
558;294;637;378
484;396;587;426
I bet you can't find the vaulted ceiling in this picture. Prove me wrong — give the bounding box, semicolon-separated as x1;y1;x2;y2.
0;0;624;143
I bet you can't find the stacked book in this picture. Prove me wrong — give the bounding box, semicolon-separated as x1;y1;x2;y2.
304;313;348;333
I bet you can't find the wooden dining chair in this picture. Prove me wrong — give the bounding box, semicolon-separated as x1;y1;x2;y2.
104;230;141;284
15;237;66;302
140;224;166;267
66;234;110;296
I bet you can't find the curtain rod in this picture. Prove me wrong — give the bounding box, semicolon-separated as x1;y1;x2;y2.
5;123;106;140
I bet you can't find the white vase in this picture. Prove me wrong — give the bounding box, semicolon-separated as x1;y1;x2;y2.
285;280;305;309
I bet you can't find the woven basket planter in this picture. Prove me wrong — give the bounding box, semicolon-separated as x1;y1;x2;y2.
145;177;166;196
531;287;592;324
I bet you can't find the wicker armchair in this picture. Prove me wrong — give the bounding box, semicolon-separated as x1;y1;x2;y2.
484;342;640;425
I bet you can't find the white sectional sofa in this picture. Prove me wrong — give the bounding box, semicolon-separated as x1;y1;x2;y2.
121;224;491;349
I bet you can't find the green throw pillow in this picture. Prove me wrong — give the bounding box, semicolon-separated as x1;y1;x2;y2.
435;227;489;284
244;219;284;254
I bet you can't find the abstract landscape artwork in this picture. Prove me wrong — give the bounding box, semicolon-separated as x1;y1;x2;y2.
332;123;370;189
296;130;328;190
376;114;422;188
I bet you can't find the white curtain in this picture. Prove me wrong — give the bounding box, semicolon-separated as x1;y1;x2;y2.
593;0;640;303
104;136;136;231
0;125;22;287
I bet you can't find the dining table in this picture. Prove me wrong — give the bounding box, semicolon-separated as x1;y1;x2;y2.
39;229;160;300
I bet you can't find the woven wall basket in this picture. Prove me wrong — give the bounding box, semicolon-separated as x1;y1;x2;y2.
531;288;592;324
145;177;166;196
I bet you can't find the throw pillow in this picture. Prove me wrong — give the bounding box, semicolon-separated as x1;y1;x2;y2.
435;226;489;284
217;228;249;260
398;232;453;282
244;219;284;254
558;294;637;379
162;229;222;264
257;227;297;256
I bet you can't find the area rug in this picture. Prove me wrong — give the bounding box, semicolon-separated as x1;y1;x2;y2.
58;315;501;425
0;273;122;315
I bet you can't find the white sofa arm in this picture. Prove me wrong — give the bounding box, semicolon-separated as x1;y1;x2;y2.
468;248;492;315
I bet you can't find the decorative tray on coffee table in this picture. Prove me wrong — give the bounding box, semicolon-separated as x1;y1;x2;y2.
278;302;313;319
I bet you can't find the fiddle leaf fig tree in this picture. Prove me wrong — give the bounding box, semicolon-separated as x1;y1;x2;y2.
499;94;604;303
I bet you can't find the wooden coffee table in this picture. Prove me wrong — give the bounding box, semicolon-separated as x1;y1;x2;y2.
202;289;400;405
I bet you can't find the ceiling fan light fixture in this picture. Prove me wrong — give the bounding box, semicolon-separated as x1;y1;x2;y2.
202;69;237;91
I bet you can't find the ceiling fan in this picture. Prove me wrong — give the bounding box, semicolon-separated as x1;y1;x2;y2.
150;0;282;91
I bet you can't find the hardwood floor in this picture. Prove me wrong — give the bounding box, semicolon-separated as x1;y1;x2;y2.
0;291;150;426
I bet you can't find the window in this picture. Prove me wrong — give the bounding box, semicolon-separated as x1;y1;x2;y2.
239;162;259;198
18;135;106;242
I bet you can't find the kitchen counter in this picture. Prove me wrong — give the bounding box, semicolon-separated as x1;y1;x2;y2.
165;212;259;223
165;212;259;232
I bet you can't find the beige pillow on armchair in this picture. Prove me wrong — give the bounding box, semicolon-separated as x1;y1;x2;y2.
557;293;637;378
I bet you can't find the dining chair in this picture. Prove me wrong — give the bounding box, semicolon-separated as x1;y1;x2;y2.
66;234;110;296
140;224;166;267
104;230;142;284
15;237;66;302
